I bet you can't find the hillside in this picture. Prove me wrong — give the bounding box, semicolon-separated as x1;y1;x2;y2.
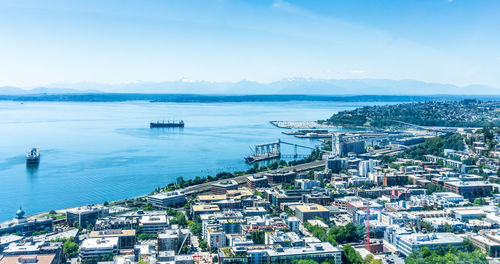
324;100;500;128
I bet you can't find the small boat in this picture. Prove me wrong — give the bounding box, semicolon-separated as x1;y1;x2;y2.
244;156;255;163
26;148;40;164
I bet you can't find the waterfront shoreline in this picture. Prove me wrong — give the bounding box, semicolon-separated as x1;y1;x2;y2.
27;159;326;222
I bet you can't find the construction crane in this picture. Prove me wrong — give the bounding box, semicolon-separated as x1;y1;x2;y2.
351;198;385;252
364;201;371;252
177;231;190;255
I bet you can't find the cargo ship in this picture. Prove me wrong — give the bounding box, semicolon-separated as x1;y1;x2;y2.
244;153;280;164
26;148;40;164
150;120;184;128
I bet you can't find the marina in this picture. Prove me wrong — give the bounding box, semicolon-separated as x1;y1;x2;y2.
270;120;338;129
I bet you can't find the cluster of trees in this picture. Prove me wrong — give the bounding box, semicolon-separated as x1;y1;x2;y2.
474;197;487;206
482;126;497;151
420;221;455;233
141;202;154;211
52;237;79;260
137;233;157;240
288;149;323;166
304;222;364;246
405;240;487;264
136;227;157;241
342;244;382;264
190;222;202;237
282;182;300;190
250;230;265;244
424;183;445;195
403;133;465;160
253;190;265;198
176;172;234;189
166;208;187;226
198;240;208;251
31;229;52;236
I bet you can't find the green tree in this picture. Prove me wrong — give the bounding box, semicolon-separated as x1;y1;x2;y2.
342;244;363;264
52;237;79;260
405;245;488;264
177;176;185;187
363;254;382;264
291;260;319;264
190;223;202;236
251;231;265;244
137;233;157;240
474;198;486;206
141;202;154;211
199;240;208;251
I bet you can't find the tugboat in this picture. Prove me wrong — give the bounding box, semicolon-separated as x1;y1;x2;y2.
26;148;40;164
150;120;184;128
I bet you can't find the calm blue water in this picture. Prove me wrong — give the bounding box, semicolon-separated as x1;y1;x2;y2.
0;101;392;221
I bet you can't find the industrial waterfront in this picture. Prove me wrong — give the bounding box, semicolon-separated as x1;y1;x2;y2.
0;100;397;221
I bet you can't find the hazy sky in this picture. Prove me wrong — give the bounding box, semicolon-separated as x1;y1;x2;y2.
1;0;499;88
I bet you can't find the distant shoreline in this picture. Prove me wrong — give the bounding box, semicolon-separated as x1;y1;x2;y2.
1;93;499;103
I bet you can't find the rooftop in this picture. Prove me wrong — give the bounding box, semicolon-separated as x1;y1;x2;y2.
400;233;463;246
197;194;227;201
0;255;56;264
140;215;167;224
66;204;107;214
149;190;185;199
81;237;119;249
192;204;220;212
89;229;135;237
247;175;267;181
445;181;492;187
213;180;238;187
295;204;328;213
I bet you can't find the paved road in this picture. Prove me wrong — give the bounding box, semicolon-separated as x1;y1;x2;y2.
183;160;325;196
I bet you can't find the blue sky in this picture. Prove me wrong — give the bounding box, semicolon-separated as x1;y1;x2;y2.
0;0;499;88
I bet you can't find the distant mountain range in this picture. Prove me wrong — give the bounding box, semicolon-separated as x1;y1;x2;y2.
1;78;499;95
0;86;99;95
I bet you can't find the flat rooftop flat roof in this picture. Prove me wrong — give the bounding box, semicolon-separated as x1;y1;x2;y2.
244;207;266;212
295;204;328;213
400;233;463;245
89;229;136;237
197;194;226;201
192;204;220;212
149;190;185;199
66;205;107;214
0;255;56;264
81;237;119;249
445;181;491;187
140;215;167;224
453;209;486;215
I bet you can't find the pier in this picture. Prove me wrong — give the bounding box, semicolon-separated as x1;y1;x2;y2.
245;139;329;163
